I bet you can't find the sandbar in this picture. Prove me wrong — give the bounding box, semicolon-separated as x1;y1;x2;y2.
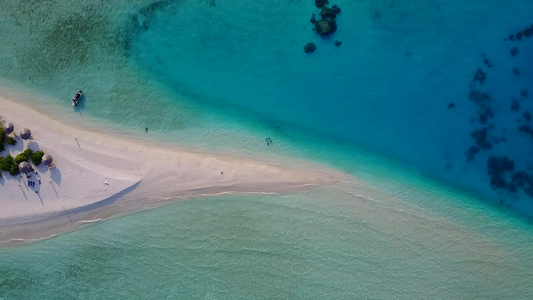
0;94;340;245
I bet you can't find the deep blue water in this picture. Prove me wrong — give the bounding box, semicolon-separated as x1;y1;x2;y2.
131;0;533;213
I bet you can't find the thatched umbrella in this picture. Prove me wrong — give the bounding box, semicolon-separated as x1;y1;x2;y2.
19;161;30;174
20;128;31;140
42;154;53;166
5;123;14;134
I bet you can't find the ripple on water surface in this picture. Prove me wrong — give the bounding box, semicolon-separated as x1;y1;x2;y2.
1;188;533;299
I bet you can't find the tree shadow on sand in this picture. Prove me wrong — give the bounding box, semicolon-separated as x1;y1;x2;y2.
50;168;61;186
27;141;40;152
7;136;25;153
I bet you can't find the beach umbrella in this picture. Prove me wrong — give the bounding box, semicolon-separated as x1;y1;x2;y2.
42;154;53;166
19;161;30;174
20;128;31;140
5;123;14;134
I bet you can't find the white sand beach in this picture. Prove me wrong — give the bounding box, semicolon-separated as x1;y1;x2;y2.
0;95;342;244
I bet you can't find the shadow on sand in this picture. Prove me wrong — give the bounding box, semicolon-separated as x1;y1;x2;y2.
27;141;41;152
6;136;24;153
50;168;61;186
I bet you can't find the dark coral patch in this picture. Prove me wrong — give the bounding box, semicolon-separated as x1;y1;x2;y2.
478;108;494;125
310;3;341;36
470;127;492;149
315;19;337;35
304;43;316;54
523;111;532;122
518;125;533;138
320;5;341;19
487;156;515;191
465;146;479;161
315;0;329;8
483;58;492;68
524;28;532;38
469;90;491;106
513;67;520;76
473;69;487;84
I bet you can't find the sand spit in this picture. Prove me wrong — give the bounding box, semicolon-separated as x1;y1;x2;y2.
0;95;510;269
0;95;340;245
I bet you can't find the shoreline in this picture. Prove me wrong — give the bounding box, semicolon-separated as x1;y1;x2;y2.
0;95;514;267
0;94;345;247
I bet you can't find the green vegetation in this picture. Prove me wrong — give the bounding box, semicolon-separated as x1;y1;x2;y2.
0;155;19;176
31;151;45;166
14;149;33;164
0;123;16;150
0;124;20;175
9;164;19;176
0;155;14;170
0;123;44;177
0;124;5;152
6;136;17;146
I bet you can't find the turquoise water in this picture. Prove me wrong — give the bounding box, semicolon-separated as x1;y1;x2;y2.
1;189;533;299
1;0;533;211
130;0;533;212
1;0;533;298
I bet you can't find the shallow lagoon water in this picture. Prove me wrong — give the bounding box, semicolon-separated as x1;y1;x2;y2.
2;188;533;299
1;0;533;298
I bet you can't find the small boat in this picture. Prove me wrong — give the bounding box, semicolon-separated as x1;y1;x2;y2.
72;90;83;106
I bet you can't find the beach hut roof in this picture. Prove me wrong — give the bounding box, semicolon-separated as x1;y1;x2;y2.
19;161;30;174
20;128;31;140
5;123;14;134
42;154;53;166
